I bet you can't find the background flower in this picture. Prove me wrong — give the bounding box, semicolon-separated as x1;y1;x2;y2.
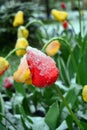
13;11;24;27
0;57;9;76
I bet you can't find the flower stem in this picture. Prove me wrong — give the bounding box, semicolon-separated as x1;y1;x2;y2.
78;0;82;38
54;85;83;130
5;48;26;60
0;113;17;130
25;19;48;39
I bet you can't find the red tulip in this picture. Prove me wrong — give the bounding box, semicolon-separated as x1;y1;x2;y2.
26;47;59;88
4;76;14;89
62;20;68;29
61;2;66;10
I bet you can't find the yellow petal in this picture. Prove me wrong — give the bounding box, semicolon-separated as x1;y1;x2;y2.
17;26;29;39
82;85;87;102
15;38;29;56
0;57;9;76
13;55;32;84
45;40;61;56
51;9;68;22
13;11;24;27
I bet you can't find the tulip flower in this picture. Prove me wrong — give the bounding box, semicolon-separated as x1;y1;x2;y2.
15;38;29;56
4;76;14;89
26;47;59;88
45;40;61;56
13;47;59;88
0;57;9;76
13;55;32;85
17;26;29;39
13;11;24;27
51;9;68;22
62;20;68;29
61;2;66;10
82;85;87;102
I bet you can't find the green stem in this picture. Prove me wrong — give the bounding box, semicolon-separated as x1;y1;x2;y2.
0;113;17;130
67;20;76;35
25;19;48;39
5;48;26;60
54;85;83;130
41;37;80;83
78;0;82;38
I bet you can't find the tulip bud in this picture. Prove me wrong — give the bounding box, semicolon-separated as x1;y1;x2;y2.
0;57;9;76
45;40;61;56
15;38;29;56
82;85;87;102
13;11;24;27
4;76;14;89
51;9;68;22
17;26;29;39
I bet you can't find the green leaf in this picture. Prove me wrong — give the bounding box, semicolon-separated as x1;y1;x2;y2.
45;101;59;130
0;123;6;130
21;116;32;130
80;120;87;130
57;57;70;86
66;115;73;130
0;93;4;121
15;82;26;96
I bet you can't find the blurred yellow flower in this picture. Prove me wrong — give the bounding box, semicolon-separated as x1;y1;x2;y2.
17;26;29;39
45;40;61;56
82;85;87;102
0;57;9;76
51;9;68;22
13;11;24;27
15;38;29;56
13;55;32;84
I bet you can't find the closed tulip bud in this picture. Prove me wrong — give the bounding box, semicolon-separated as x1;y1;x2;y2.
61;2;66;10
4;76;14;89
17;26;29;39
0;57;9;76
82;85;87;102
45;40;61;56
51;9;68;22
15;38;29;56
62;20;68;29
13;11;24;27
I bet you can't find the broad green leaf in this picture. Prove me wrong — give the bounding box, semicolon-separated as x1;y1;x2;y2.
66;115;73;130
15;82;26;96
45;101;59;130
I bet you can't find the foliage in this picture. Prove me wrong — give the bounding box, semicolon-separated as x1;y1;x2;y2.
0;1;87;130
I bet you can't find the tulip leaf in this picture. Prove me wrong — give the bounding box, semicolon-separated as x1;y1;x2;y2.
0;93;4;121
45;101;59;130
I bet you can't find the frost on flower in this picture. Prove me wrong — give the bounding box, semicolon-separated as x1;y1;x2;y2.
26;47;59;88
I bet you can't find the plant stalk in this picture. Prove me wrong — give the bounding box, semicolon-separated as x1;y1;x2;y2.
54;85;83;130
5;48;26;59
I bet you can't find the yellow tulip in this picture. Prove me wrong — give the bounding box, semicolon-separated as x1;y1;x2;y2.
82;85;87;102
13;11;24;27
15;38;29;56
0;57;9;76
13;55;32;84
17;26;29;39
45;40;61;56
51;9;68;22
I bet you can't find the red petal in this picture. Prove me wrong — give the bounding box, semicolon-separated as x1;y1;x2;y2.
26;47;59;88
